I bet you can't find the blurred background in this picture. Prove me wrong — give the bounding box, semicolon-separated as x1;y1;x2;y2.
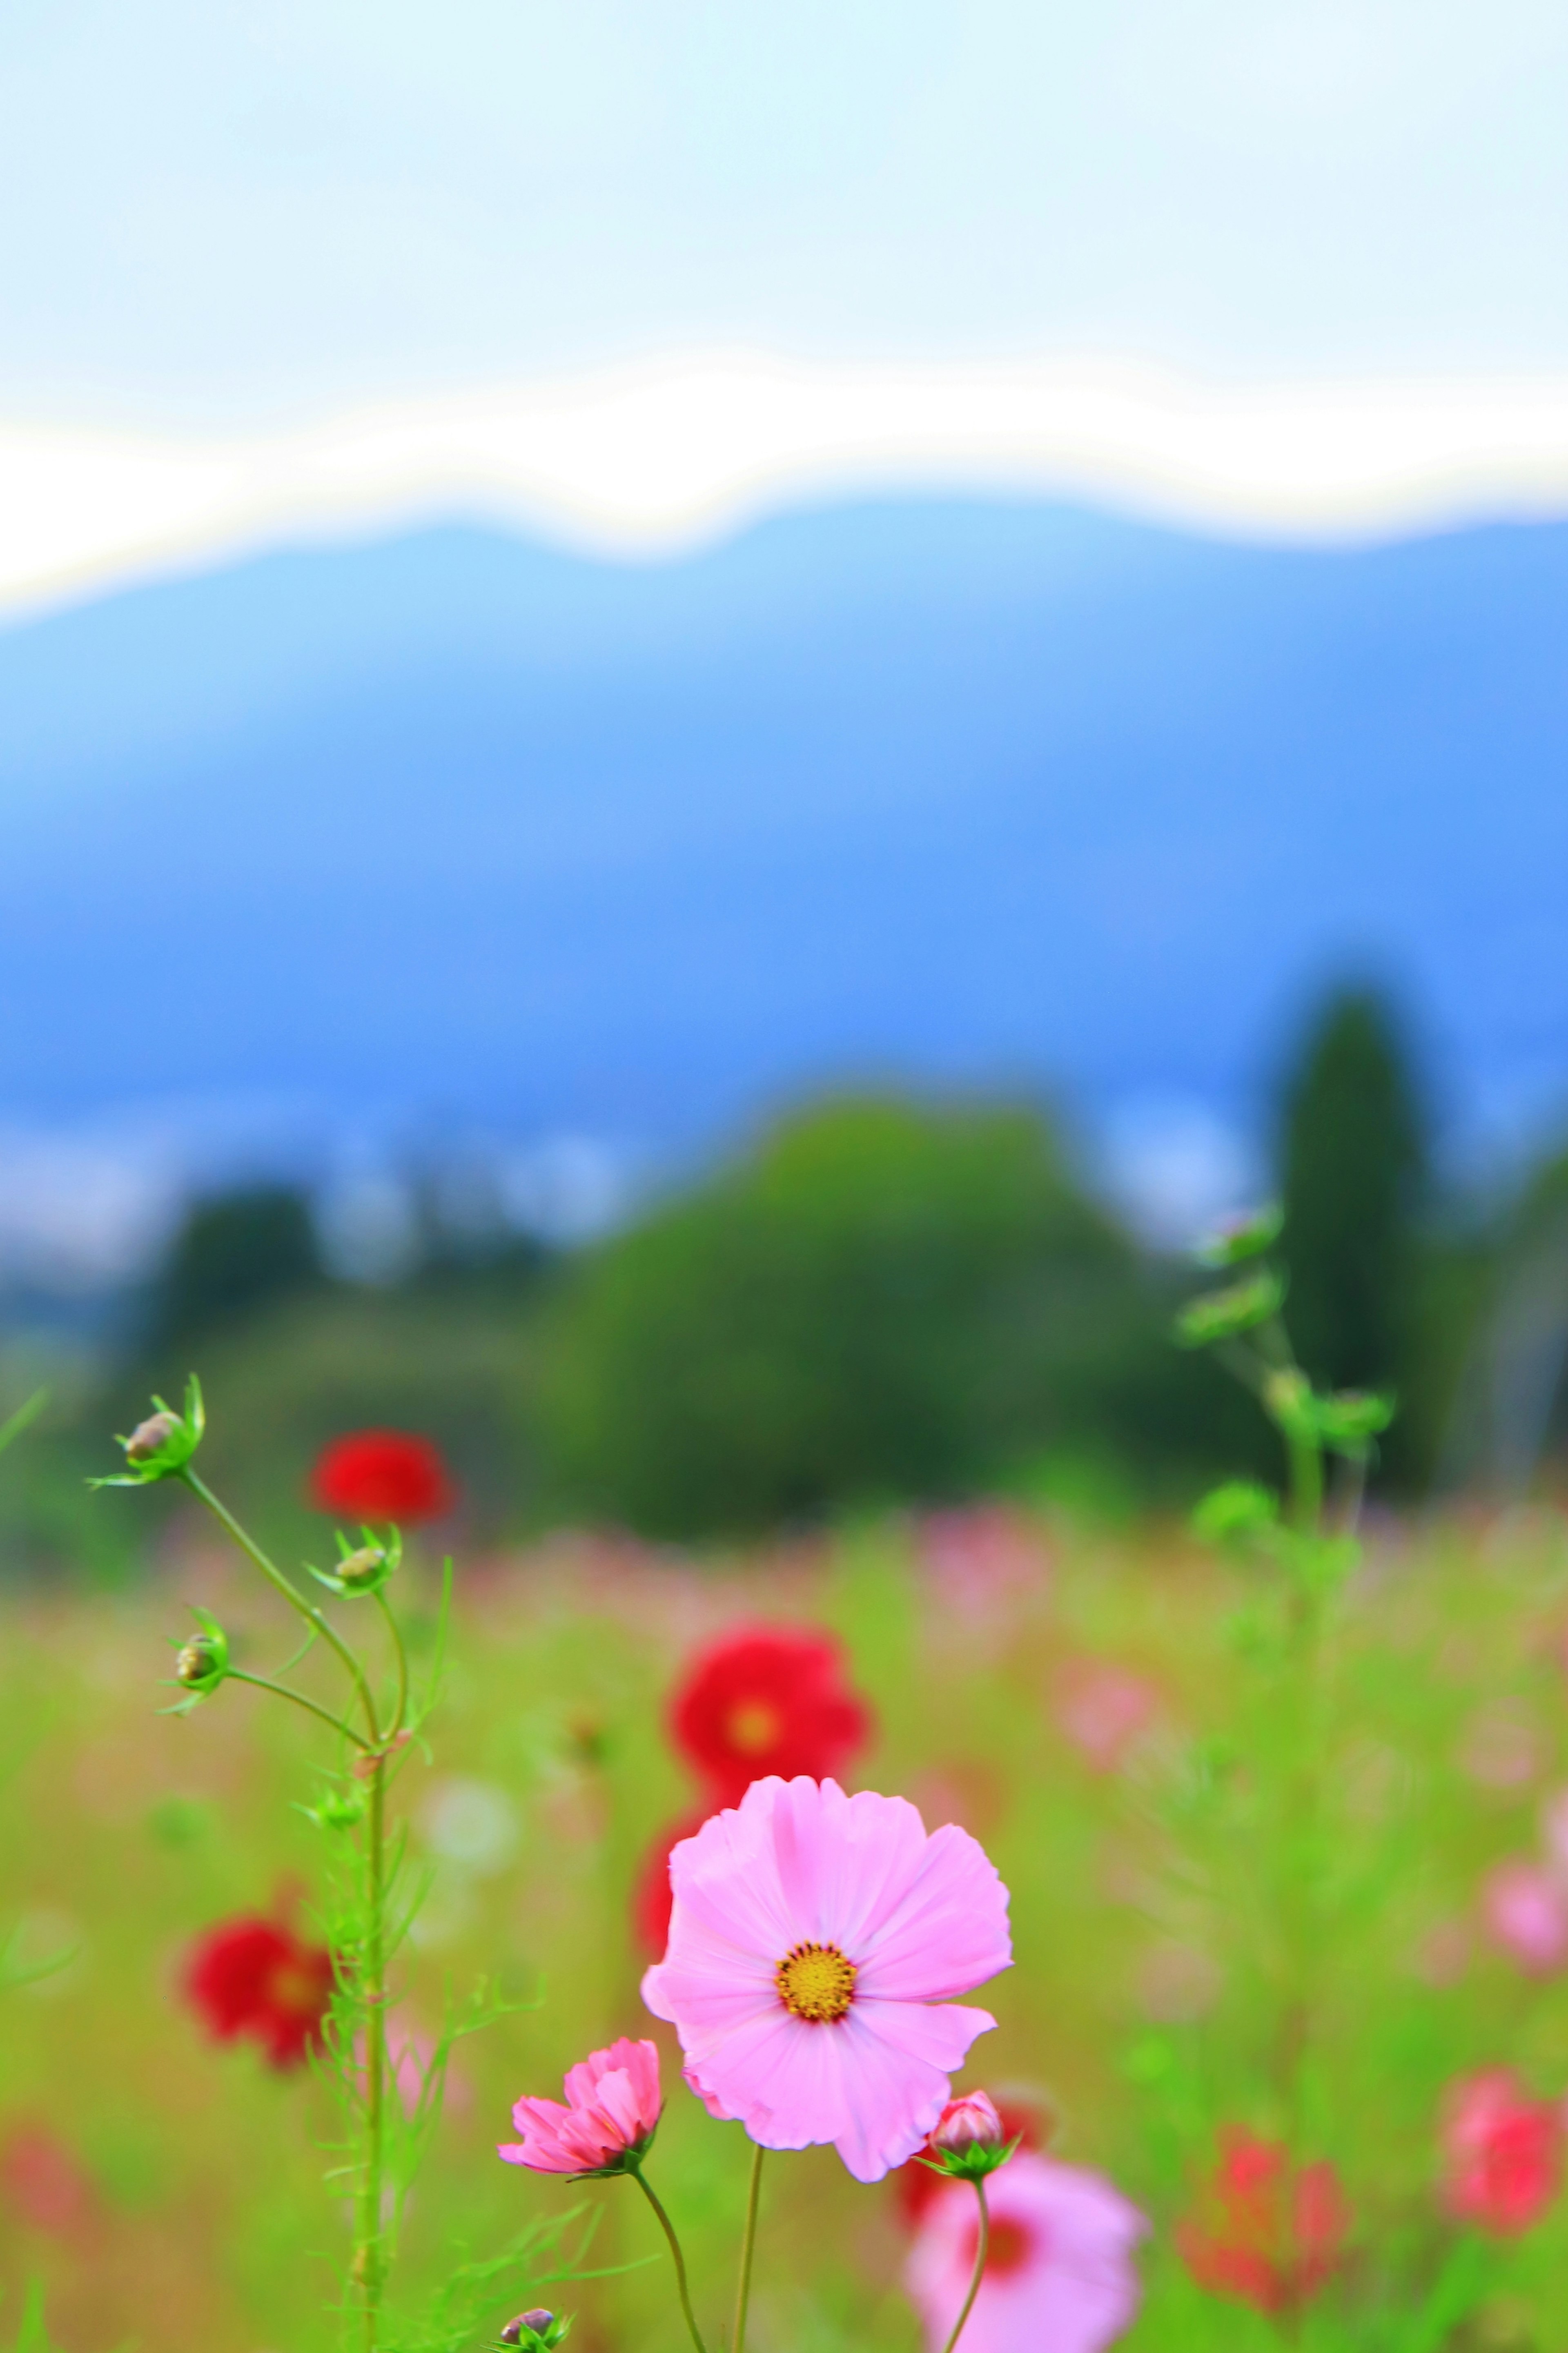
3;4;1568;1545
7;7;1568;2347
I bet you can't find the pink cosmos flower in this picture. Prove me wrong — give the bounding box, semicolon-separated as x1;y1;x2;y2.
906;2150;1146;2353
641;1775;1011;2184
1443;2069;1564;2234
498;2037;663;2177
1481;1861;1568;1976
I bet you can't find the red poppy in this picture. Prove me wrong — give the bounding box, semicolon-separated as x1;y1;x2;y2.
183;1913;336;2070
892;2096;1048;2226
631;1806;715;1959
668;1625;873;1807
1177;2128;1350;2314
1443;2069;1564;2235
309;1430;455;1525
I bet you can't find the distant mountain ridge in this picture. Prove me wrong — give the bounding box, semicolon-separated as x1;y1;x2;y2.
0;497;1564;1169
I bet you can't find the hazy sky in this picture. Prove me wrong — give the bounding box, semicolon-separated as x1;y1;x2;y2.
7;0;1568;428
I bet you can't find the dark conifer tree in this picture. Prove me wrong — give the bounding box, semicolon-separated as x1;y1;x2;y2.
1278;986;1426;1404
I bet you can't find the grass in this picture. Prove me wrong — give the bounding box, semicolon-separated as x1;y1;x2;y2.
3;1496;1568;2350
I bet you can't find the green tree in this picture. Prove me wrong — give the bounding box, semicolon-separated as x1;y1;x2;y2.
536;1095;1157;1539
146;1184;324;1358
1278;986;1427;1431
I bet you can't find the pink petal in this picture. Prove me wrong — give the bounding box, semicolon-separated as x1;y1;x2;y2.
853;1820;1012;2000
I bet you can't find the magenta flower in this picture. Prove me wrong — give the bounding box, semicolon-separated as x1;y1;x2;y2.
906;2150;1146;2353
641;1775;1011;2184
498;2037;663;2177
1481;1861;1568;1976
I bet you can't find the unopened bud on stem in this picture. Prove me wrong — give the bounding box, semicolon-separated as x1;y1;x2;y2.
127;1410;178;1462
924;2092;1016;2181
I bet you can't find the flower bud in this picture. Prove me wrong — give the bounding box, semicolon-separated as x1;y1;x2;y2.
127;1410;179;1462
499;2315;566;2350
176;1634;223;1688
1194;1203;1284;1270
336;1544;389;1589
309;1528;401;1600
165;1607;229;1710
1314;1389;1396;1455
932;2092;1004;2155
923;2092;1017;2181
1174;1268;1286;1350
96;1378;205;1488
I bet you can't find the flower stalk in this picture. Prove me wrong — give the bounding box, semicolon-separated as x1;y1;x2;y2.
939;2177;991;2353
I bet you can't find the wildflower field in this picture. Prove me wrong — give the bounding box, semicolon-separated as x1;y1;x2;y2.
6;1477;1568;2353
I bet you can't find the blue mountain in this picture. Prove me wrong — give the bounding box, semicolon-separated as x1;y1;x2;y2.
1;499;1565;1164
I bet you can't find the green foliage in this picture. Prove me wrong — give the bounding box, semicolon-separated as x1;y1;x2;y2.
146;1184;325;1357
534;1096;1162;1538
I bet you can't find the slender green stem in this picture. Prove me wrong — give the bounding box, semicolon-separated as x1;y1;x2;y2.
1285;1428;1323;1534
357;1751;389;2353
629;2163;708;2353
374;1588;409;1737
940;2179;990;2353
227;1669;370;1750
183;1469;381;1740
732;2141;764;2353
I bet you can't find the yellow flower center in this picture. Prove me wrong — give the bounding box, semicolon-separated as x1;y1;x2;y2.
727;1699;782;1755
775;1940;858;2023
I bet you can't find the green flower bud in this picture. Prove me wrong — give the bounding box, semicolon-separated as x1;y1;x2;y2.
1194;1203;1284;1269
1314;1389;1396;1454
1192;1481;1279;1547
165;1607;229;1710
308;1528;401;1600
96;1377;205;1487
1174;1268;1286;1349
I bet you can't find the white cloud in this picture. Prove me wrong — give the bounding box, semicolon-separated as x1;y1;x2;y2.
5;350;1568;622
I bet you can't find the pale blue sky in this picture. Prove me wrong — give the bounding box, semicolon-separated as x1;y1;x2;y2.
5;0;1568;428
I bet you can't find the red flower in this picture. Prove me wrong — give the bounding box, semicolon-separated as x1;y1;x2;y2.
1177;2129;1350;2314
893;2095;1048;2225
183;1914;336;2070
668;1625;873;1807
309;1430;454;1525
1443;2069;1564;2235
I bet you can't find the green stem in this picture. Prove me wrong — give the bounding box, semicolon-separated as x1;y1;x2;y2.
227;1669;370;1750
357;1750;389;2353
1285;1426;1323;1535
629;2163;708;2353
940;2178;990;2353
732;2141;764;2353
375;1588;409;1736
183;1469;381;1740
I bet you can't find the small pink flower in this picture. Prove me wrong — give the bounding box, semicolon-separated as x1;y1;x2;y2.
498;2037;662;2176
1056;1666;1159;1775
641;1776;1011;2183
1443;2069;1564;2235
906;2150;1146;2353
1481;1862;1568;1976
933;2093;1006;2156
